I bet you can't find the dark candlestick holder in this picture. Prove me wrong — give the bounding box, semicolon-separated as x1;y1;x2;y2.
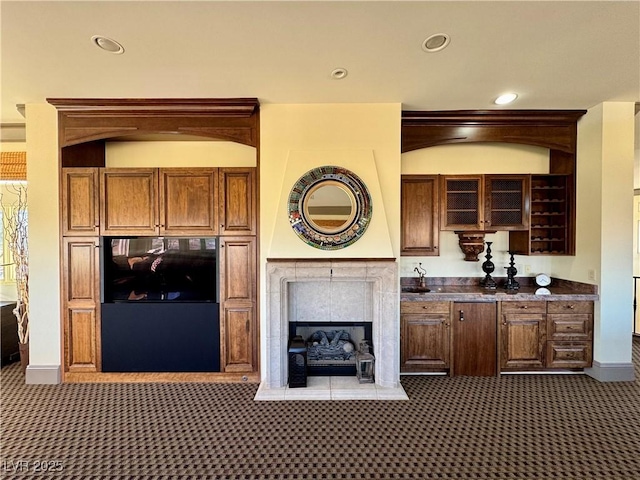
504;251;520;292
480;241;497;290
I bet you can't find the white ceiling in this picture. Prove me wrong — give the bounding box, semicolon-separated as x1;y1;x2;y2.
1;1;639;125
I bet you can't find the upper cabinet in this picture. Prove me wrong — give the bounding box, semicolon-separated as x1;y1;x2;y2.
401;175;439;256
440;174;529;232
402;110;585;255
219;168;256;236
64;166;255;238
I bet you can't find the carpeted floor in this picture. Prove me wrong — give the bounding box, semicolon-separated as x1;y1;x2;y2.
1;339;639;479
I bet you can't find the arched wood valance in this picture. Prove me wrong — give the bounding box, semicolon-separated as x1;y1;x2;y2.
401;110;586;154
47;98;260;167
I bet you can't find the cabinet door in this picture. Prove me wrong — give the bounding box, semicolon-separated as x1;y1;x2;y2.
453;302;497;376
159;168;218;235
219;168;256;235
219;237;257;372
401;175;439;256
62;238;101;372
401;313;450;372
62;168;99;236
485;175;529;230
100;168;159;235
440;176;484;231
500;303;546;370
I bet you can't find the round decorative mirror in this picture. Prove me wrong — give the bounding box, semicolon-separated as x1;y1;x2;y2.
288;166;372;250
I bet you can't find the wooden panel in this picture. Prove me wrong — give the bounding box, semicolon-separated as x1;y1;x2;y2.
401;175;439;256
160;168;218;235
221;305;255;372
401;301;450;314
100;168;158;235
547;314;592;341
219;168;256;235
547;342;592;368
500;313;546;369
65;239;99;303
220;238;255;302
501;301;546;314
401;313;450;372
62;168;99;236
453;302;497;376
66;308;99;371
547;301;593;314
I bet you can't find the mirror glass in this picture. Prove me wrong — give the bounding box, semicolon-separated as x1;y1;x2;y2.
303;181;356;234
288;166;372;250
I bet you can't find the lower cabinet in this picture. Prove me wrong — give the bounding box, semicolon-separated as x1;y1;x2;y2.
401;298;594;376
546;301;593;368
401;302;451;373
500;301;547;370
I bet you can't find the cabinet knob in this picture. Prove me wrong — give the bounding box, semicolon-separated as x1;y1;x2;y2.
567;305;575;309
503;322;507;326
520;305;528;309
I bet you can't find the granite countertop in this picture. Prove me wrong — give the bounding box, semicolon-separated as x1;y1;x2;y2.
400;277;598;302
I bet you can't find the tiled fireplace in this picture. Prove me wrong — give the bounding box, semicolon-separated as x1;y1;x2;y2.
255;259;408;400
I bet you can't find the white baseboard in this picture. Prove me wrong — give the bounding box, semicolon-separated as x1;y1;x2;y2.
585;361;635;382
25;365;61;384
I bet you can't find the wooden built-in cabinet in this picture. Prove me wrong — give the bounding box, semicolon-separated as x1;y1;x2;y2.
100;168;219;236
401;298;593;375
400;175;440;256
62;168;100;236
500;301;547;370
62;238;101;372
440;175;529;232
546;301;593;369
53;98;261;383
401;301;451;372
219;237;257;372
510;174;574;256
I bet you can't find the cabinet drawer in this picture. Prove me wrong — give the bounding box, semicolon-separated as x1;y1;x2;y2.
401;301;450;314
500;301;546;314
546;341;592;368
548;314;592;340
547;301;593;314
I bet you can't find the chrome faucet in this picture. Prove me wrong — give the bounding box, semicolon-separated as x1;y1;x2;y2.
414;263;427;288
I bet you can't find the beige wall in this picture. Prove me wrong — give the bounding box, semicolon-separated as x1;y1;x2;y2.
25;103;60;371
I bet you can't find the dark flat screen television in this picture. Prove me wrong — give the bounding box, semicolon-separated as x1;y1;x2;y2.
102;237;218;303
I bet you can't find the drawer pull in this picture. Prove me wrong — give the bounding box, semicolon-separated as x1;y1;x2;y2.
567;305;576;309
459;310;465;322
520;305;528;309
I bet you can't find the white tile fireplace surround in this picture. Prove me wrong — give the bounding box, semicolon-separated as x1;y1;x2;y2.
255;259;408;401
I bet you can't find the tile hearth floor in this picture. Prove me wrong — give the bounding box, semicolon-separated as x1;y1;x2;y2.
254;376;409;401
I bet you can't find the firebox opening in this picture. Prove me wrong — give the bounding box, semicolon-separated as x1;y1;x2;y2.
289;321;373;377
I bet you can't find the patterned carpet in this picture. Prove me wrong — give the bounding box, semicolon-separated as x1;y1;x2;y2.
1;339;639;479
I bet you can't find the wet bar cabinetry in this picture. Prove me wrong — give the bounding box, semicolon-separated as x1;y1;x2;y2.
51;98;260;382
400;295;594;375
400;175;440;256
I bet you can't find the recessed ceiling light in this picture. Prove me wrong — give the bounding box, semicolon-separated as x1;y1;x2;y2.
91;35;125;54
421;33;450;53
494;93;518;105
330;68;348;80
